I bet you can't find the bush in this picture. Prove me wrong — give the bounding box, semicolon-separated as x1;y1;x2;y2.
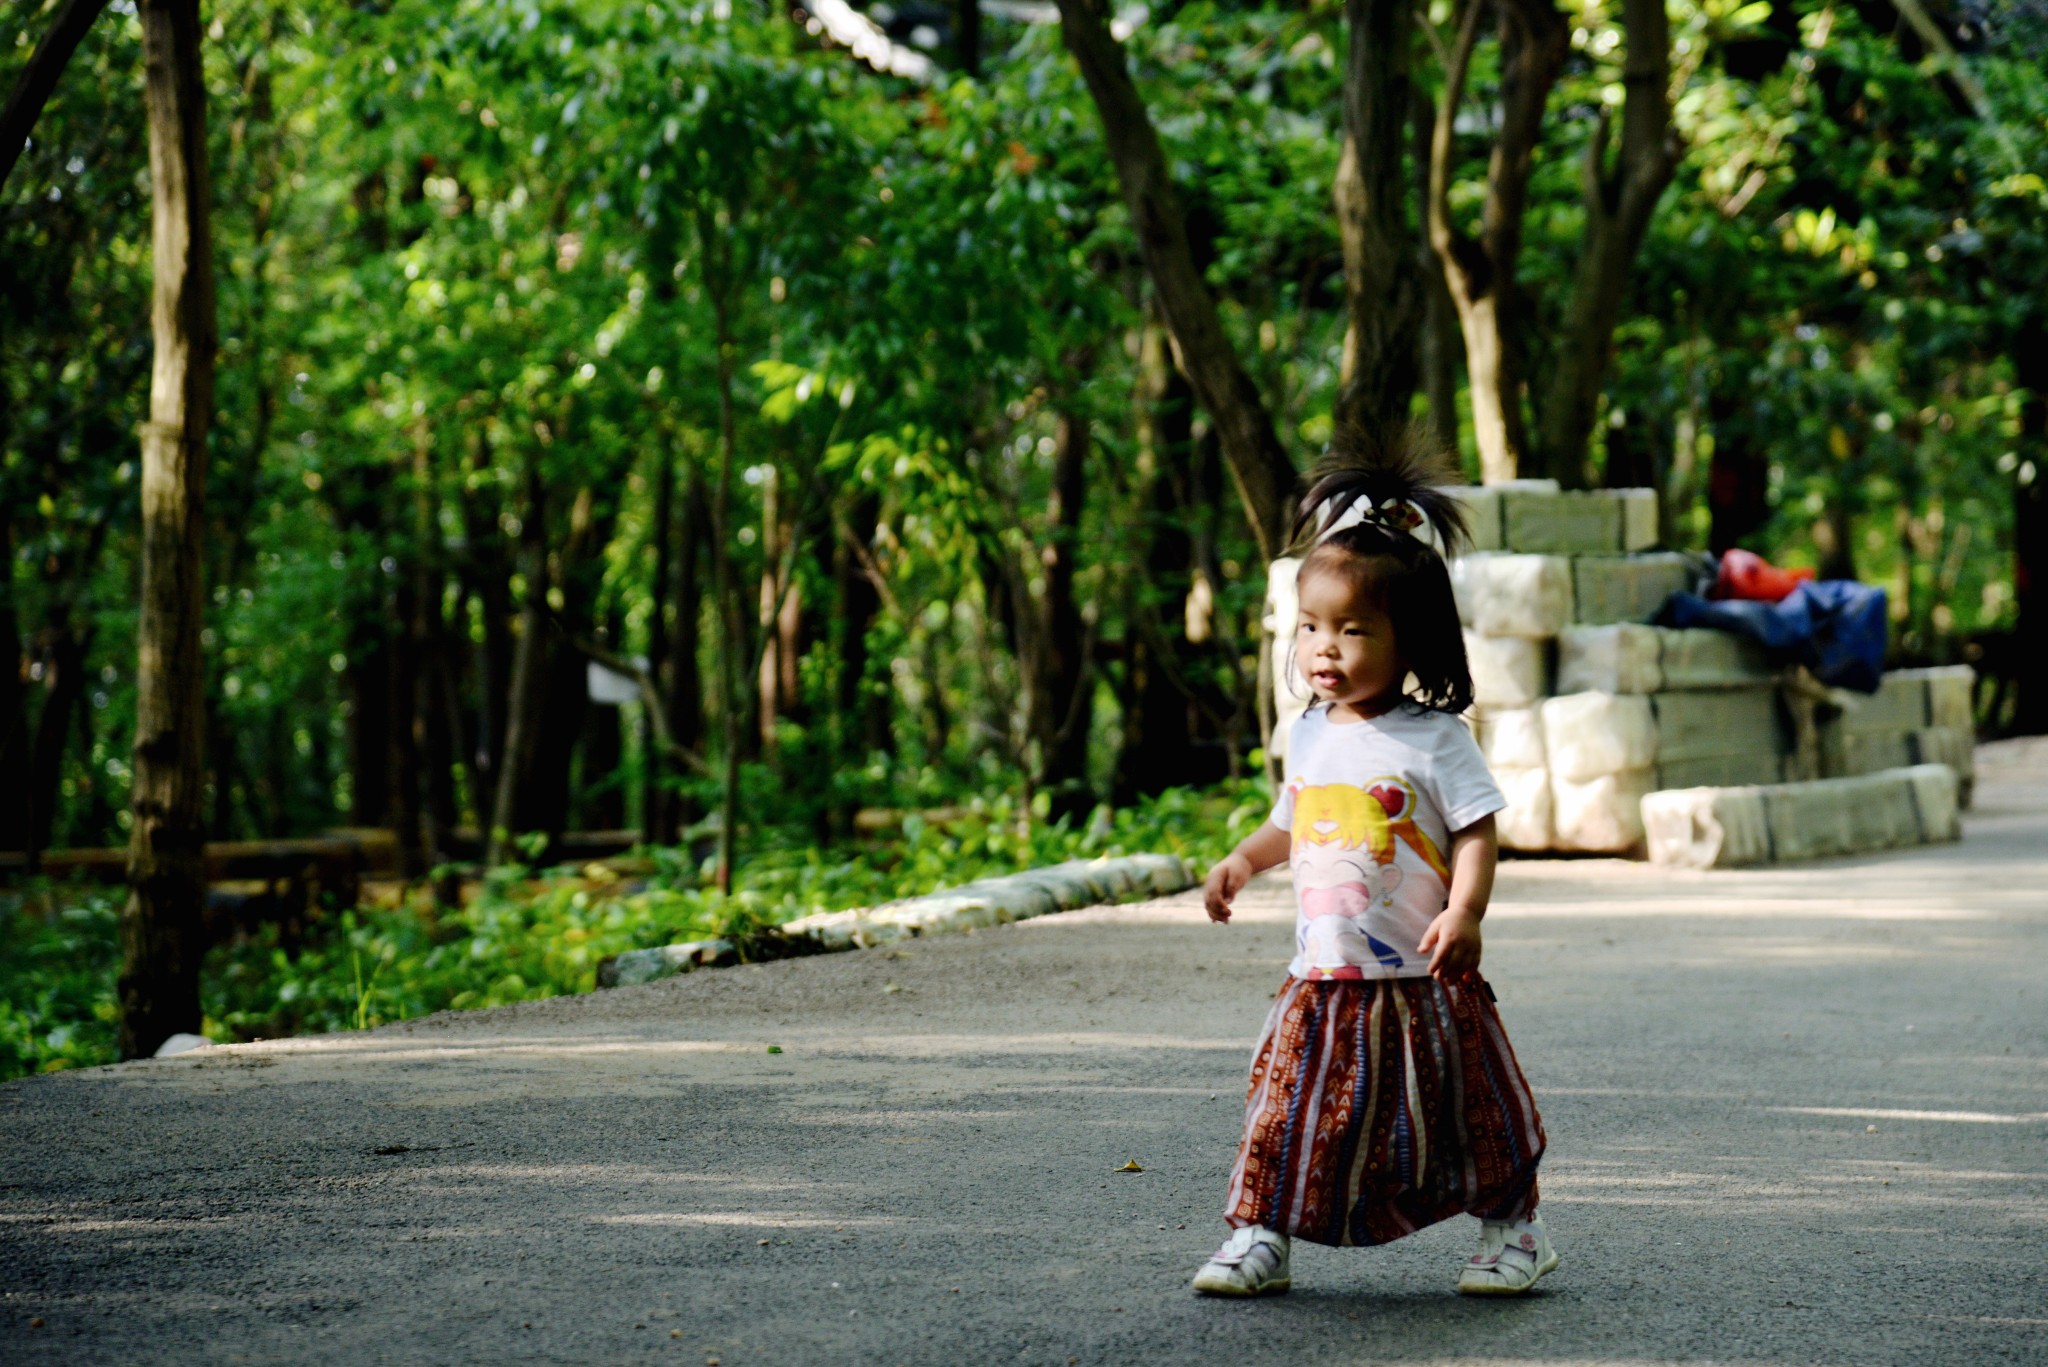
0;775;1273;1081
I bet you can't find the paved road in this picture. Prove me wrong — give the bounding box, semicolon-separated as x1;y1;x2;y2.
5;743;2047;1366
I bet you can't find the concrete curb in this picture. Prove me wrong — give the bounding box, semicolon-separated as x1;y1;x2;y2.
595;853;1196;988
1641;763;1962;869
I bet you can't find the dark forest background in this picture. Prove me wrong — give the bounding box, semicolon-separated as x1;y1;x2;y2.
4;0;2045;1067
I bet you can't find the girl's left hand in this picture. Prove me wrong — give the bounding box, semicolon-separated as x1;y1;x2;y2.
1418;906;1483;983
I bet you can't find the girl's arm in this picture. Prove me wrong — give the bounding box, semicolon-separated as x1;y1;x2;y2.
1202;821;1291;924
1417;813;1498;982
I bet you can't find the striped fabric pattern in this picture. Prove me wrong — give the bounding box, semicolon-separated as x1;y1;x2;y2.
1224;975;1546;1247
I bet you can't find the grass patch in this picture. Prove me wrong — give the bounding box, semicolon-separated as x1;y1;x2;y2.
0;779;1270;1080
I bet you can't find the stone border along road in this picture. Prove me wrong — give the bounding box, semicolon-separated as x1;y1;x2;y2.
598;853;1197;988
4;739;2046;1366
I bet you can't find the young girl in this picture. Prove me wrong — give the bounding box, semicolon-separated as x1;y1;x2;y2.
1192;426;1554;1298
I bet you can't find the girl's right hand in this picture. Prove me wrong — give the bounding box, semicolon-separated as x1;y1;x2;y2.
1204;853;1252;923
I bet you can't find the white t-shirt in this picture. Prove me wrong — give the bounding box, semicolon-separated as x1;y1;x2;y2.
1268;704;1506;981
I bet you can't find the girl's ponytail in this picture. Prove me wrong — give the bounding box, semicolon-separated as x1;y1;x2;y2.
1289;421;1470;560
1288;421;1476;715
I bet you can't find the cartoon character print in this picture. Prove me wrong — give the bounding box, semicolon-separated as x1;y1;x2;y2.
1295;844;1406;973
1286;776;1451;978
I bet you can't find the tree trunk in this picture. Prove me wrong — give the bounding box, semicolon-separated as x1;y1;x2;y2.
1530;0;1678;484
412;441;458;860
1116;326;1196;802
755;466;799;750
487;457;549;866
1413;97;1462;454
1706;448;1770;553
666;461;707;799
642;442;676;843
520;486;610;842
831;493;886;836
120;0;215;1060
579;610;627;831
27;615;92;857
343;621;392;827
0;0;111;192
1039;409;1095;819
1054;0;1297;556
706;261;745;892
0;518;27;854
1332;0;1423;435
957;0;981;77
2009;315;2046;734
1426;0;1567;483
460;431;513;828
385;545;426;876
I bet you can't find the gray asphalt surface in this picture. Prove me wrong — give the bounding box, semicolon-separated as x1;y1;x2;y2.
5;741;2047;1367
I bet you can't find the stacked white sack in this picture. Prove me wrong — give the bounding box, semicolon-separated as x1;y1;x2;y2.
1470;708;1553;850
1263;556;1312;764
1541;692;1658;852
1817;665;1975;805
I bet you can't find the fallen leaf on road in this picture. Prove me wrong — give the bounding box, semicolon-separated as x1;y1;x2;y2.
766;1046;782;1054
1114;1159;1144;1173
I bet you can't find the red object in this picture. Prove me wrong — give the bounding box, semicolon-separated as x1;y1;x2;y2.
1713;548;1816;603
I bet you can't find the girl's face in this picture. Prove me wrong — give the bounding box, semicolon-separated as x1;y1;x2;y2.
1296;566;1404;718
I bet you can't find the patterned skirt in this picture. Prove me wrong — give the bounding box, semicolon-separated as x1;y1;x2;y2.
1224;975;1546;1247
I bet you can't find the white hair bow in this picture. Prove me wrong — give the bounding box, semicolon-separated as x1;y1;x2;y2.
1313;494;1433;548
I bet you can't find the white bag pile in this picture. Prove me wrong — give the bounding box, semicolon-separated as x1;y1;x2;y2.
1263;482;1975;860
1815;665;1976;803
1444;483;1786;853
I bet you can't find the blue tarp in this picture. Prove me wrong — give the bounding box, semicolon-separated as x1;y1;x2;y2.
1656;580;1889;694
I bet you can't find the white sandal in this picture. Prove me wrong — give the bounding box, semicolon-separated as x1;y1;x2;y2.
1457;1212;1558;1295
1191;1225;1292;1296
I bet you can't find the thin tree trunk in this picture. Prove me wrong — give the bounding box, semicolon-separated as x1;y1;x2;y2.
412;440;457;860
22;518;112;858
120;0;215;1060
1040;409;1094;819
642;442;675;843
1116;325;1196;802
386;537;425;876
461;431;512;828
1054;0;1297;556
580;610;627;831
0;518;27;854
1332;0;1422;435
1413;95;1461;453
523;484;612;841
1426;0;1567;482
667;463;707;785
2009;315;2046;733
1530;0;1679;483
706;259;744;892
831;493;885;836
487;456;549;865
957;0;981;77
343;620;392;827
0;0;111;191
28;615;92;857
755;465;783;750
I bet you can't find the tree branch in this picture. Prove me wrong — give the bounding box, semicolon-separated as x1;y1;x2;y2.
0;0;112;192
1054;0;1296;558
1425;0;1485;279
574;636;712;777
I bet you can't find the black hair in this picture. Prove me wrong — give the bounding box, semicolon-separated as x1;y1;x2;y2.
1288;421;1474;715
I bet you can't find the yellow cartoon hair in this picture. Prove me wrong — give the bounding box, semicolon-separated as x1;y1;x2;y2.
1290;784;1394;861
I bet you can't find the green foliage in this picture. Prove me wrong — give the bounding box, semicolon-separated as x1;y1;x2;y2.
7;0;2046;1070
0;891;122;1077
0;775;1270;1080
